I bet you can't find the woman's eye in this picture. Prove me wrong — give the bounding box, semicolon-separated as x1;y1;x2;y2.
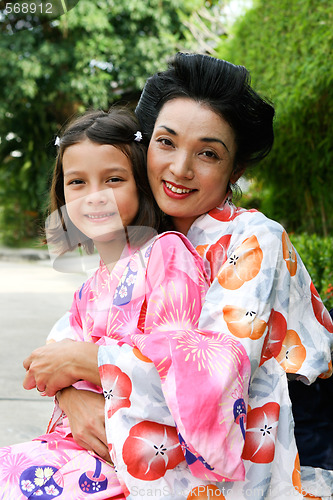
201;150;219;159
157;137;174;147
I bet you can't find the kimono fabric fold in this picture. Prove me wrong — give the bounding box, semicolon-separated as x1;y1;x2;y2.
4;195;332;499
183;193;333;499
72;231;251;497
0;231;251;500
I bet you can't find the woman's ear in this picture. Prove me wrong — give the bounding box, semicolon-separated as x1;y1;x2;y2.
230;164;246;184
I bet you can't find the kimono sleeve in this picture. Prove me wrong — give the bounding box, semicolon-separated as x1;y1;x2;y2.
46;312;76;343
198;214;333;384
119;232;251;482
46;285;85;343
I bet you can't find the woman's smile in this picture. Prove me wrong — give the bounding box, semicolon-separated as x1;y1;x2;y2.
163;180;196;198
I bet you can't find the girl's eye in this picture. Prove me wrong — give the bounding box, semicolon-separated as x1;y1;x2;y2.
107;177;123;183
68;179;84;185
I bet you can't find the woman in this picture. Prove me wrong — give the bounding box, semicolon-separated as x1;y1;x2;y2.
24;53;333;499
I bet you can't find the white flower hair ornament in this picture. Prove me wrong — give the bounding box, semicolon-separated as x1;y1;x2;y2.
54;136;61;147
134;131;142;142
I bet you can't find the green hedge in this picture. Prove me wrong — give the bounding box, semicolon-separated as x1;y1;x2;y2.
218;0;333;235
290;233;333;308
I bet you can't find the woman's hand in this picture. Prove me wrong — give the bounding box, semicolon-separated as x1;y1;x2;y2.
23;340;100;396
57;386;111;463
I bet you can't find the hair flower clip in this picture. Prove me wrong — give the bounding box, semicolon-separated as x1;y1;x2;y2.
134;131;142;142
54;136;61;147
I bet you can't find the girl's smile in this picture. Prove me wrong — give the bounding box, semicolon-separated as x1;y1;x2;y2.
84;211;118;221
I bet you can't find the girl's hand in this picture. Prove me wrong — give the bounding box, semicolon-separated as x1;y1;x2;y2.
23;339;99;396
57;386;111;463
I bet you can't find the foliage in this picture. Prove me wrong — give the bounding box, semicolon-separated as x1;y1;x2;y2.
0;0;206;244
290;233;333;308
218;0;333;235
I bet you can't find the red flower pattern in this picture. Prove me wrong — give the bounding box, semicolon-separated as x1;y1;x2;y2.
310;282;333;333
259;309;287;366
122;421;185;481
205;234;231;281
242;402;280;463
209;200;257;223
99;364;132;418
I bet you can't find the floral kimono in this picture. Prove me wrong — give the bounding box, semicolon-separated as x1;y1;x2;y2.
0;231;251;499
184;194;333;500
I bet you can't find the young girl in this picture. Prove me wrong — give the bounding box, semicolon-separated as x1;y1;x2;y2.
1;108;250;499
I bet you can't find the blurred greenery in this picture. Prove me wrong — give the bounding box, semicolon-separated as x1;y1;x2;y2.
0;0;332;305
290;233;333;308
0;0;213;246
218;0;333;236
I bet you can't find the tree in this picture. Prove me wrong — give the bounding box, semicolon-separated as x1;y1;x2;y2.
0;0;206;244
218;0;333;235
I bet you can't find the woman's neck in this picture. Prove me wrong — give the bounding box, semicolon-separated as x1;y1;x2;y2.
172;215;198;235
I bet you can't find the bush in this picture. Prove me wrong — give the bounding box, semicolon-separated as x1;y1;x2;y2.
218;0;333;235
290;233;333;308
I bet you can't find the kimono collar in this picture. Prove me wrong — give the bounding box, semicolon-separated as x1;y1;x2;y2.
187;190;234;234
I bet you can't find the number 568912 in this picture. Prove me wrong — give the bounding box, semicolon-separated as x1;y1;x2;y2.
5;3;53;14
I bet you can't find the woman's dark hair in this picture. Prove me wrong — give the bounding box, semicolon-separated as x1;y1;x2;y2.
136;52;275;175
48;107;162;255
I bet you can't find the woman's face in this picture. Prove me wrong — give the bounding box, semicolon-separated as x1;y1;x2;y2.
147;98;237;234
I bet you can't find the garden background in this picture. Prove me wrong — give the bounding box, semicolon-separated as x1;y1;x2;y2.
0;0;332;306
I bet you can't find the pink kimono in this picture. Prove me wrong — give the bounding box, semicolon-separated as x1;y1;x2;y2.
0;231;250;499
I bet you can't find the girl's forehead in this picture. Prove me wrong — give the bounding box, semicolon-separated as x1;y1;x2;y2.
62;141;132;171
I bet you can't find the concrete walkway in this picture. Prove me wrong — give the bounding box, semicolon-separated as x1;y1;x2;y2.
0;248;88;447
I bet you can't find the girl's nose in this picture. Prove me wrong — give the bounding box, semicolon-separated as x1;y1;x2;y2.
86;188;109;205
169;152;194;180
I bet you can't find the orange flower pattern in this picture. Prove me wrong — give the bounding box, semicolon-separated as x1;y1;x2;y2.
223;305;267;340
188;194;333;499
25;195;332;500
187;485;226;499
217;235;263;290
276;329;306;373
282;230;297;276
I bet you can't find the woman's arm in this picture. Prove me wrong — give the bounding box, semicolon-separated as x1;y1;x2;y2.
23;340;100;395
56;386;110;462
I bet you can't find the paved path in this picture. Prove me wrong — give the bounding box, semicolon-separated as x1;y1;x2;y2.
0;252;88;447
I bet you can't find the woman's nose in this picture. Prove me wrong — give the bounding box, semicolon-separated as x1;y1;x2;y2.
169;152;194;179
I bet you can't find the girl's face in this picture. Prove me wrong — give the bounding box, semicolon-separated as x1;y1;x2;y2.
147;98;238;234
63;139;139;245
